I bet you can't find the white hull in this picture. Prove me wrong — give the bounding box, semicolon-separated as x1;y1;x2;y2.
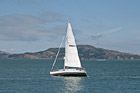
50;69;87;76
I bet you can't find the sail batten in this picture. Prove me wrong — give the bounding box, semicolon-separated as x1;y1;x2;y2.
64;21;81;68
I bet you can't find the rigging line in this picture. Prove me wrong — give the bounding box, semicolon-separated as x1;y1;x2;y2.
51;35;65;71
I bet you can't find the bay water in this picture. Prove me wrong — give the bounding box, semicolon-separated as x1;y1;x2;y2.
0;59;140;93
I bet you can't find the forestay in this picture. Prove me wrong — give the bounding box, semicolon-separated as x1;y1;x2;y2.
64;21;81;68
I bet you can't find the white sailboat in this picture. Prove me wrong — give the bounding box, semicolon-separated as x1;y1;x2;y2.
50;21;87;76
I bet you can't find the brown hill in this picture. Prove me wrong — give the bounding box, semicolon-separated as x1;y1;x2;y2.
1;45;140;60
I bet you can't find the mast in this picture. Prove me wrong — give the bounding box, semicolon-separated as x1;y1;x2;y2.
64;58;65;70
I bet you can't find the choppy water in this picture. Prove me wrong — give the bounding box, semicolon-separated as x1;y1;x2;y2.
0;59;140;93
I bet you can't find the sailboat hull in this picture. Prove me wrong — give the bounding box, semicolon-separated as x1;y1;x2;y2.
50;69;87;76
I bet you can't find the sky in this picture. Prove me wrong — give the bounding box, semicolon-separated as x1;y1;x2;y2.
0;0;140;54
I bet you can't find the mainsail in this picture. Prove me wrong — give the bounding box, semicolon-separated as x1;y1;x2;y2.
64;21;81;68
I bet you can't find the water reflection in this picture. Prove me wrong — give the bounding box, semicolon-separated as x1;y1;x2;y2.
62;77;84;93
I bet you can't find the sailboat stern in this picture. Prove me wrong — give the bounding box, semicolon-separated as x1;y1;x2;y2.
50;69;87;77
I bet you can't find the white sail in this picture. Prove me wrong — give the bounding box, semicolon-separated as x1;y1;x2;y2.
64;21;81;68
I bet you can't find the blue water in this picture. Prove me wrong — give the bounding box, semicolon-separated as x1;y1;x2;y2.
0;59;140;93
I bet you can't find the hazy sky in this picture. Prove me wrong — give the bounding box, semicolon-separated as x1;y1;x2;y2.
0;0;140;54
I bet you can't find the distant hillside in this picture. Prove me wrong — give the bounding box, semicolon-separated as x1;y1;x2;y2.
0;51;9;58
1;45;140;60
